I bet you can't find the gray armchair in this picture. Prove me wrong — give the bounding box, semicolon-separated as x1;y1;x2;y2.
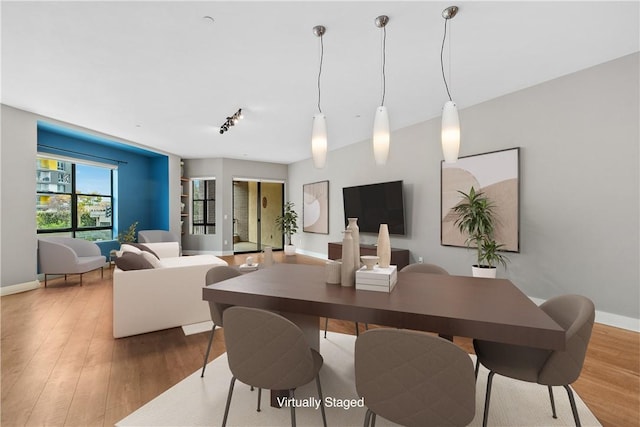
38;237;106;287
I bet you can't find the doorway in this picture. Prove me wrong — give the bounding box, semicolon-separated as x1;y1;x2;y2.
232;179;284;254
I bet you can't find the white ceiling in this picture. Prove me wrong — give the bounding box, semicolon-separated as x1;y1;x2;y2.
2;1;639;164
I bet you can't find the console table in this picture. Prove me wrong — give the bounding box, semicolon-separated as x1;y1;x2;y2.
328;242;410;270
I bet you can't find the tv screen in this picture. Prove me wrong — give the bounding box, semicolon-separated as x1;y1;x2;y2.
342;180;406;235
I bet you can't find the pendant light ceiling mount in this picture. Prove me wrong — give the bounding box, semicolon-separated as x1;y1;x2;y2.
374;15;389;28
442;6;458;20
312;25;326;37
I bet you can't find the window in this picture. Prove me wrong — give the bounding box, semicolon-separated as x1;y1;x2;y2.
36;156;114;241
192;179;215;234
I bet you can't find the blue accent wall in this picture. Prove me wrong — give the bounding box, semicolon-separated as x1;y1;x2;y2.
37;122;169;242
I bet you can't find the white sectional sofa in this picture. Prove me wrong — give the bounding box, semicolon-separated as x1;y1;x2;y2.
113;242;227;338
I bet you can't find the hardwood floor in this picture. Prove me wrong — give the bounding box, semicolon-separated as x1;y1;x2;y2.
1;252;638;426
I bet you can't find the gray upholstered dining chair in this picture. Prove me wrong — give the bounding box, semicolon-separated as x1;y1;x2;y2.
221;306;327;427
400;262;449;275
474;294;595;427
201;266;242;377
355;328;476;427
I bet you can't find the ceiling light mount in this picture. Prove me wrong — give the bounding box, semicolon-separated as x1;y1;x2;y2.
442;6;458;20
375;15;389;28
313;25;326;38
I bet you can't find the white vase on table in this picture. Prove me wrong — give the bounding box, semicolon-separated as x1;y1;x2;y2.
347;218;360;272
377;224;391;268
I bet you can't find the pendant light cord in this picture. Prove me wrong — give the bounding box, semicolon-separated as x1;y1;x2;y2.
381;26;387;106
440;18;452;102
317;34;324;114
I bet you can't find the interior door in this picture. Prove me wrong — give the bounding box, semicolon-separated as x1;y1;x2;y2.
233;179;283;254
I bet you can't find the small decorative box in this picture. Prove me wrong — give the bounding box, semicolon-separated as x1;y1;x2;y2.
355;265;397;293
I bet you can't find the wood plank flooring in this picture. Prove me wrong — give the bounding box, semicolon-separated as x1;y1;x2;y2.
1;252;638;426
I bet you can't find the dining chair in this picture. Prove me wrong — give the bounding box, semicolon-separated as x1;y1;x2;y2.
200;266;242;377
355;328;476;427
400;262;449;275
221;306;327;427
474;294;595;427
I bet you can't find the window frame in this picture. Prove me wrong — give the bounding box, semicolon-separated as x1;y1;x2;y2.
36;155;115;240
191;178;216;235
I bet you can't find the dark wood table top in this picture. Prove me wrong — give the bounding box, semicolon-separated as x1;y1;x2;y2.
203;263;565;350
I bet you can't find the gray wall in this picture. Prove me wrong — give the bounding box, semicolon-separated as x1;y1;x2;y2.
182;158;288;254
289;53;640;323
0;105;182;290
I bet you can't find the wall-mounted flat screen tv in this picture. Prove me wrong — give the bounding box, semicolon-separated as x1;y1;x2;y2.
342;180;406;235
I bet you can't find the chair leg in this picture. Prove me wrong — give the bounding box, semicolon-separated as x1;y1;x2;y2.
564;385;582;427
371;412;377;427
200;325;216;377
257;387;262;412
324;318;328;339
475;358;480;380
44;274;48;288
364;408;374;427
221;377;236;427
548;385;558;418
101;266;104;278
482;371;496;427
315;374;327;427
355;322;359;337
80;273;83;286
289;389;296;427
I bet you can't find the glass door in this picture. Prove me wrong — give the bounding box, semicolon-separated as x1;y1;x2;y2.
233;179;283;254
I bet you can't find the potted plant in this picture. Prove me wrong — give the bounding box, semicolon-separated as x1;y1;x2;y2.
275;202;299;255
452;187;509;278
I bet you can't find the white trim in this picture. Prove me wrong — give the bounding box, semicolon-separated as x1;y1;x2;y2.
529;297;639;333
1;280;41;296
233;177;285;184
295;248;328;260
37;153;118;170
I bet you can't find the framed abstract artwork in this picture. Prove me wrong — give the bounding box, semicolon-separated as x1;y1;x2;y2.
441;147;520;252
303;180;329;234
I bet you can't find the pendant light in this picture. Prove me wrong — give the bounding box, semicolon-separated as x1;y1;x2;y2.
373;15;390;166
311;25;327;169
440;6;460;164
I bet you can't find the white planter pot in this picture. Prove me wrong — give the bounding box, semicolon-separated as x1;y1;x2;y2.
472;265;497;278
284;245;296;256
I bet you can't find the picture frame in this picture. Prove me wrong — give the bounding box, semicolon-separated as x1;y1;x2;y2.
441;147;520;252
303;180;329;234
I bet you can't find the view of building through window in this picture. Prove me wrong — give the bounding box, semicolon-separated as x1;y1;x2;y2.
36;156;114;241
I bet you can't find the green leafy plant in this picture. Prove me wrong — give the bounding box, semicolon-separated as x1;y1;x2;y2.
275;202;298;246
117;221;138;244
452;187;509;269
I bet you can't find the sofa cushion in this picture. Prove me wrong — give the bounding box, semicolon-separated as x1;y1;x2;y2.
115;252;154;271
120;244;142;255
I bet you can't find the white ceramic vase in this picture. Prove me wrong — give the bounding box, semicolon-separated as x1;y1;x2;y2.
347;218;360;272
263;246;273;266
325;260;342;284
377;224;391;268
341;230;355;287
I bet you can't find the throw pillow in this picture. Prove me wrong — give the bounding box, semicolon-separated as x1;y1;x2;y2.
120;244;142;255
114;252;154;271
140;251;161;268
128;243;160;259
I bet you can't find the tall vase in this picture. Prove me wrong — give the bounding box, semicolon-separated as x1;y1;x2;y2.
341;229;355;287
347;218;360;272
377;224;391;268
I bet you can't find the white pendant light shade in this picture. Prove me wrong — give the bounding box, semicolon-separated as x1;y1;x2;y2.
373;106;390;165
441;100;460;163
311;113;327;168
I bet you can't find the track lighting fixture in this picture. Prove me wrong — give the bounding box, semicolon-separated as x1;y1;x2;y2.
311;25;328;169
219;108;243;134
440;6;460;163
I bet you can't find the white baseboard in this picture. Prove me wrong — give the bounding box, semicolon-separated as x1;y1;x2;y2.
0;280;41;296
295;248;328;260
529;297;639;333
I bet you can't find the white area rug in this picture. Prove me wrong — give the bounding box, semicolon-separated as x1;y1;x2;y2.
182;321;214;336
117;332;601;427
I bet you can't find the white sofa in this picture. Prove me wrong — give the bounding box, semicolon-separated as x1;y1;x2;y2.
113;242;227;338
